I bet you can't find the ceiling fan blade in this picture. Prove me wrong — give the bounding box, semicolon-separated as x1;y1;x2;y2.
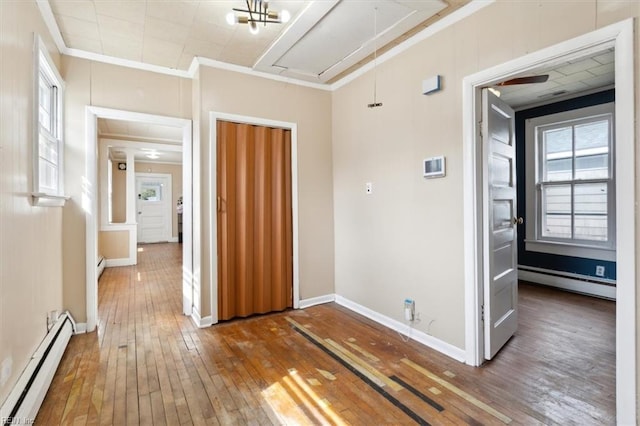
497;75;550;86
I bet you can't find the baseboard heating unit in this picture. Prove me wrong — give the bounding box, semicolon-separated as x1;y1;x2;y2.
0;312;76;425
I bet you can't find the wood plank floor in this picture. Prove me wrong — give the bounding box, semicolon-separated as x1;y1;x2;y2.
37;243;615;425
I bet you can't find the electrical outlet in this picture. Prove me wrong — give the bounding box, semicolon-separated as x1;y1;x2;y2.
365;182;373;194
595;265;605;277
404;299;415;322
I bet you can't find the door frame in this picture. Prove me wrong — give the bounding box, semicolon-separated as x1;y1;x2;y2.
85;106;196;331
462;19;635;421
209;112;300;324
135;172;173;243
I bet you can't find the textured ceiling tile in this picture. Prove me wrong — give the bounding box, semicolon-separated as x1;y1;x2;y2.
102;34;143;61
49;0;97;22
56;14;101;40
146;1;199;27
142;37;185;69
62;33;103;54
144;17;191;45
188;19;235;45
94;0;146;24
184;38;225;59
193;1;230;26
177;52;196;70
98;14;144;41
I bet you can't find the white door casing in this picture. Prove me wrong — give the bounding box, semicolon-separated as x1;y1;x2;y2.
482;89;518;360
136;173;172;243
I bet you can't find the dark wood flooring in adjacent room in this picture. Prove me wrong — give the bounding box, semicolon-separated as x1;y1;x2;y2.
37;243;615;425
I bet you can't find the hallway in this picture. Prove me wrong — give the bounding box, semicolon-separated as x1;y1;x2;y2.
37;243;615;425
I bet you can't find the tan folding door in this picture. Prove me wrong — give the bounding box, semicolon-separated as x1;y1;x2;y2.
216;120;293;320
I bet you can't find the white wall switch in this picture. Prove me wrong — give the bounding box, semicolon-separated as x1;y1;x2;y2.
365;182;373;194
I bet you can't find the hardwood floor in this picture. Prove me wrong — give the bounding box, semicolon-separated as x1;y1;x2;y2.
37;243;615;425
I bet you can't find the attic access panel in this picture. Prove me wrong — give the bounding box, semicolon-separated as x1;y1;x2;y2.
273;0;446;79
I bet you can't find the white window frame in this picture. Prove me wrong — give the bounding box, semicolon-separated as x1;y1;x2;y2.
525;102;615;261
32;34;68;207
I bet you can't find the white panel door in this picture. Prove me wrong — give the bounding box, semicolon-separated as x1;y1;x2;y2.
136;174;172;243
482;88;519;360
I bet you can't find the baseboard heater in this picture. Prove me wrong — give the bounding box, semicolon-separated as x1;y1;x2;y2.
97;255;105;280
0;312;76;425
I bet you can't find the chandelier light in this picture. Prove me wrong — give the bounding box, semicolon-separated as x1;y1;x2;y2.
226;1;291;35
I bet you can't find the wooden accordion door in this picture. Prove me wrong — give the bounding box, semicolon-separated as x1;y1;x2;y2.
217;120;293;320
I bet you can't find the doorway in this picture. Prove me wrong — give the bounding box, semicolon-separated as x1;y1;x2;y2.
462;20;635;421
209;112;300;325
86;107;196;332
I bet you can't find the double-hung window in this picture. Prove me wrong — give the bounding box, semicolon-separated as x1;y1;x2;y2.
33;35;66;206
525;102;615;261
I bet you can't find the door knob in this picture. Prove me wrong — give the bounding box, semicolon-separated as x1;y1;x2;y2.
512;217;523;225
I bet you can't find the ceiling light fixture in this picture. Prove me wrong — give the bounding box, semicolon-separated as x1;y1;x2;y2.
226;1;290;35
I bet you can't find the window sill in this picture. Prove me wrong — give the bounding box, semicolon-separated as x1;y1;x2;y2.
525;239;615;262
31;193;70;207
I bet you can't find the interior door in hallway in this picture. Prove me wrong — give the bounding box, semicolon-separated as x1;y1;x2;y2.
482;88;519;360
136;174;172;243
217;120;293;320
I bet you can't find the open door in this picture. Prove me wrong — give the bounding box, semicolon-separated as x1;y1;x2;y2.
482;88;519;359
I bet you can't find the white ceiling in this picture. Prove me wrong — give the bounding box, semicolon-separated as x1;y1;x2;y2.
99;118;183;164
47;0;454;83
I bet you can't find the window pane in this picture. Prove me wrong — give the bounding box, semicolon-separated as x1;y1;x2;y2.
541;184;571;239
140;183;163;201
39;159;58;193
575;120;609;180
39;134;58;164
542;127;572;181
574;183;608;241
39;73;53;132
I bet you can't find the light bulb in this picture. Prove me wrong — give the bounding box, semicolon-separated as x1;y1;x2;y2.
249;21;259;35
225;12;237;26
280;9;291;23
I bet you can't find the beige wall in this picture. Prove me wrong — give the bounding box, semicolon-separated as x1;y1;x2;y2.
196;67;335;317
135;162;183;238
0;0;64;405
332;0;640;350
62;57;192;322
99;231;129;259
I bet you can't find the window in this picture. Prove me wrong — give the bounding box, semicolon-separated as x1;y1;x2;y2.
525;103;615;261
33;35;66;206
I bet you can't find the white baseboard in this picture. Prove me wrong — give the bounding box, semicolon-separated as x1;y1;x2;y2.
334;295;466;363
518;268;616;300
74;323;87;334
105;258;135;267
299;294;335;309
190;308;213;328
168;237;179;243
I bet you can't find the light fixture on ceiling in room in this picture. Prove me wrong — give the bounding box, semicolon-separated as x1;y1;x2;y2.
226;1;291;35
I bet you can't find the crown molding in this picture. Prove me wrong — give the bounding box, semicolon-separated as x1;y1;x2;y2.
36;0;493;93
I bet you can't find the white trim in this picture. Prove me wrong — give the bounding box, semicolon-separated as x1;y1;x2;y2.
524;240;615;262
105;258;135;268
329;0;495;91
462;19;635;422
190;308;213;329
518;269;616;300
299;294;336;309
168;237;179;243
31;193;69;207
36;0;492;93
335;295;466;363
209;112;300;323
196;57;329;91
73;323;87;335
86;107;194;331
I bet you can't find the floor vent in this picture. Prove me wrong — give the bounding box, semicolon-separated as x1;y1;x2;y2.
0;312;75;425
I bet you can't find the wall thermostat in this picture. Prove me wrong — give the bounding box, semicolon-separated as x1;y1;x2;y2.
423;156;445;178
